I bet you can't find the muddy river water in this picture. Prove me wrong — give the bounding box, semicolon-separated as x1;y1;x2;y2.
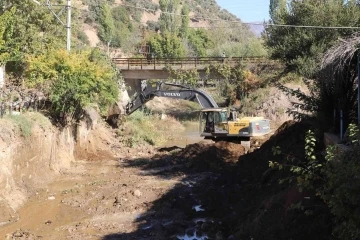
161;122;205;148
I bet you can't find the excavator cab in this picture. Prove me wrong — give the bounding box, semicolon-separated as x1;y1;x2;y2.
199;108;271;147
200;108;229;136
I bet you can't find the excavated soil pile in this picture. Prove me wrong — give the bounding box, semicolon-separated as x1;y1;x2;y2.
175;140;246;170
238;120;310;180
194;120;332;240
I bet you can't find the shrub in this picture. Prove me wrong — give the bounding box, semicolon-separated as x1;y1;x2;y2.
25;48;119;125
118;109;165;147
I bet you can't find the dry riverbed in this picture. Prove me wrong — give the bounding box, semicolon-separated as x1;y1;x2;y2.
0;139;247;240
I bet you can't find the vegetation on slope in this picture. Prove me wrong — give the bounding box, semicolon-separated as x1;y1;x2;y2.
262;1;360;239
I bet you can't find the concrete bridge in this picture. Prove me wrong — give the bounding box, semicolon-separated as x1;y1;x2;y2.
112;57;278;80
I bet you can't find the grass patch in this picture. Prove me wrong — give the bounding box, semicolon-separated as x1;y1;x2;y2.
24;112;52;130
117;110;167;147
4;114;33;138
2;112;52;138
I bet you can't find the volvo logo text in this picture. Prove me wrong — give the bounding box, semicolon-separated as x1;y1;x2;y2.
163;92;181;97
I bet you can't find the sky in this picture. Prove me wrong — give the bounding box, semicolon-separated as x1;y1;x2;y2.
215;0;270;22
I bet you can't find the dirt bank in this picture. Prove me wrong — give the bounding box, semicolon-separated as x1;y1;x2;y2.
0;110;119;229
0;113;72;226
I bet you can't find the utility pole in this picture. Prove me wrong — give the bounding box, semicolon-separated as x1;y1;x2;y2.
66;0;71;51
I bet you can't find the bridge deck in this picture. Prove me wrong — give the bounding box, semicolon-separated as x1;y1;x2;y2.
113;57;277;70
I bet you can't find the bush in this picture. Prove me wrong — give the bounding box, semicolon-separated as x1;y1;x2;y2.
321;146;360;239
271;124;360;239
25;48;119;125
118;109;165;147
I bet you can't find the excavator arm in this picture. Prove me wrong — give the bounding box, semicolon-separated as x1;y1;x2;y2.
126;81;218;115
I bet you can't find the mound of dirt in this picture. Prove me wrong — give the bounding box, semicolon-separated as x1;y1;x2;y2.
176;140;246;170
179;120;329;240
237;120;313;181
225;120;332;239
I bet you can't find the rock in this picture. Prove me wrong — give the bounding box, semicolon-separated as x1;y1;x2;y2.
163;222;186;235
227;235;235;240
48;196;55;200
133;189;142;197
169;236;180;240
186;228;195;236
161;113;167;120
13;230;23;237
216;231;225;240
201;222;211;231
83;107;100;129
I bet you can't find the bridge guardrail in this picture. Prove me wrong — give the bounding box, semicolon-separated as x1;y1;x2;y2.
112;57;278;70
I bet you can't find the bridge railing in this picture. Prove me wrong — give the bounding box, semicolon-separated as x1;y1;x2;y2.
112;57;273;70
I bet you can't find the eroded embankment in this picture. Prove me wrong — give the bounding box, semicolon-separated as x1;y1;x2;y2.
0;111;115;227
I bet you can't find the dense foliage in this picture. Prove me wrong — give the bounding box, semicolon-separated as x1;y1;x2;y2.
0;7;16;64
147;32;186;58
264;0;360;76
78;0;267;58
25;49;119;124
1;0;65;58
271;124;360;239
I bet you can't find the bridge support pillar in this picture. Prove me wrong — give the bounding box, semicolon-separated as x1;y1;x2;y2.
124;79;142;98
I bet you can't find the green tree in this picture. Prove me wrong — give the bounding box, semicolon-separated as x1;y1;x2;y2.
98;3;115;53
25;49;119;124
180;5;189;39
0;7;16;64
269;0;286;22
148;32;185;58
1;0;64;57
264;0;360;76
187;29;213;57
159;0;180;33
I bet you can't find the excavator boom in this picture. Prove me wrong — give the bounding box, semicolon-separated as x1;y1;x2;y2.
126;81;218;115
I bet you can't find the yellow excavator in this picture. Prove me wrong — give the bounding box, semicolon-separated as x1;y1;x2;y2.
199;108;270;147
123;80;271;147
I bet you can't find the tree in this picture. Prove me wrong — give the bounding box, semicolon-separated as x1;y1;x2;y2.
148;32;185;58
264;0;360;76
98;3;115;54
1;0;64;57
180;5;189;39
0;7;16;64
159;0;180;33
187;29;213;57
25;49;119;124
269;0;286;22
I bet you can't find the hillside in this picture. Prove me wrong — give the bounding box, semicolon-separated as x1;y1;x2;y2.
71;0;265;57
